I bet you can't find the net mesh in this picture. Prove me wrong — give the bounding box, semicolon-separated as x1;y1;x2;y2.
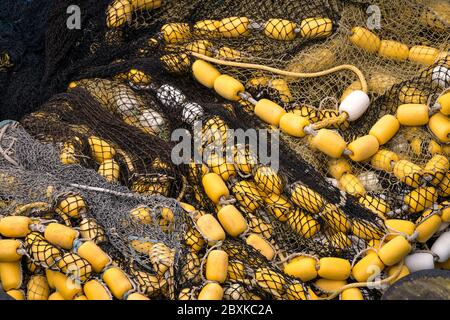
0;122;184;298
21;87;185;199
0;0;449;301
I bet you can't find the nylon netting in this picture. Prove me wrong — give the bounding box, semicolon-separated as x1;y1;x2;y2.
0;122;185;298
21;86;185;200
0;0;449;301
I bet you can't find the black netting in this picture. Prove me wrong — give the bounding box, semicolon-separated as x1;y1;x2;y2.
0;0;449;301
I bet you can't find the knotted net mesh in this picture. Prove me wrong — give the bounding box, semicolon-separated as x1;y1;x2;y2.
0;0;449;301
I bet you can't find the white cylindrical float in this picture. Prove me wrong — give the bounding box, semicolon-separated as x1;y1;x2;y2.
338;90;370;121
432;65;450;88
430;231;450;263
404;252;435;273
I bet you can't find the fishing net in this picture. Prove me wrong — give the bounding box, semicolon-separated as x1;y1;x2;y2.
285;0;450;104
0;0;449;301
66;73;389;300
20;86;186;200
177;238;380;300
144;77;385;255
0;121;184;299
13;73;387;300
0;120;363;301
116;0;448;229
84;0;450;225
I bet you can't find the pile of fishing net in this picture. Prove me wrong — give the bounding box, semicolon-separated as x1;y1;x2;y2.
0;0;449;300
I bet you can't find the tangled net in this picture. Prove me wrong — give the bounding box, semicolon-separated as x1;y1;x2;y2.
0;0;449;300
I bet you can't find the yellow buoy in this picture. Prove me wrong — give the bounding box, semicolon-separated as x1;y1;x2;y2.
218;17;250;38
264;19;298;40
206;250;229;283
284;256;318;282
377;235;411;266
318;257;351;280
192;60;221;88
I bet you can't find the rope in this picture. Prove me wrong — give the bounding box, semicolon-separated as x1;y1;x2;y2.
176;175;188;201
318;96;339;111
311;112;349;130
319;260;405;300
431;86;450;114
69;183;158;200
0;122;20;167
191;52;369;93
275;252;319;268
218;195;236;206
12;202;50;216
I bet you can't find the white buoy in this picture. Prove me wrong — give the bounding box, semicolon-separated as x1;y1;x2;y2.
338;90;370;121
156;84;186;108
430;231;450;263
139;109;166;134
405;252;435;273
181;102;204;125
115;94;140;116
358;171;381;192
431;65;450;89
